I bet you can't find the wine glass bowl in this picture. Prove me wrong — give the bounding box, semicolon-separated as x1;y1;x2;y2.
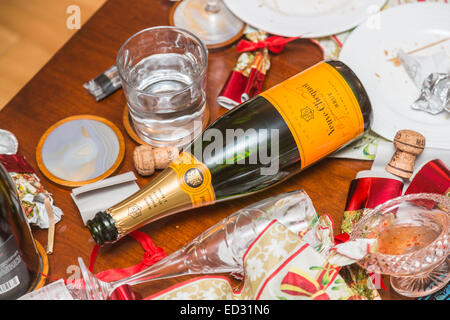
170;0;245;49
351;193;449;297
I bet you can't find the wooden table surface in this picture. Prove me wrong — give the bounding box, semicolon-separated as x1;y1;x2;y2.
0;0;405;300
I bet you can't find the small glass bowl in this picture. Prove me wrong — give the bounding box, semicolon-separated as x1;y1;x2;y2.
351;193;449;297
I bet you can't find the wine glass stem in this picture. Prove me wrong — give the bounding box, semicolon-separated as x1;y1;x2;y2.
108;249;188;295
205;0;220;14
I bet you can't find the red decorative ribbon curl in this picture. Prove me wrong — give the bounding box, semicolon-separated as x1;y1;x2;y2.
237;36;300;54
87;230;167;299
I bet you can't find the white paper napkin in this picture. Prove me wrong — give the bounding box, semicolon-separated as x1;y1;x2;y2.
71;172;140;225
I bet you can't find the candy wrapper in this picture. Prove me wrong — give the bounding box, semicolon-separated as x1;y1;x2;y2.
0;154;63;229
217;30;271;109
0;129;19;154
337;170;405;299
83;65;122;101
405;159;450;210
411;73;450;114
397;49;450;114
341;171;404;234
147;219;376;300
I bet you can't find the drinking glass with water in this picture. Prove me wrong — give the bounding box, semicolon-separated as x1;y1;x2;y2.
117;26;208;147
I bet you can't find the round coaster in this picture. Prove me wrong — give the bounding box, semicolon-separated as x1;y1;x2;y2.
122;104;210;146
169;0;246;50
36;115;125;187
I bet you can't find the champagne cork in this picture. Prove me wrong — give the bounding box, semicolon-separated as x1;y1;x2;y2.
133;145;179;176
385;130;425;179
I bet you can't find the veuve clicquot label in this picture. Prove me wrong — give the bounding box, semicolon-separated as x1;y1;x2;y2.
260;62;364;169
168;152;215;208
105;152;215;236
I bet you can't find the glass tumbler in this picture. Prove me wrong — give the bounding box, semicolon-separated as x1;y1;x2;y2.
117;26;208;148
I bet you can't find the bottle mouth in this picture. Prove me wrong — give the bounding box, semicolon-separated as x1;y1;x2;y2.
86;211;119;246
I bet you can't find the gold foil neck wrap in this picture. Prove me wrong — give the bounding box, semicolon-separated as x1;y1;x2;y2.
108;152;215;236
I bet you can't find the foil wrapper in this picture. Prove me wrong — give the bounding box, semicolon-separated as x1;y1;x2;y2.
83;65;122;101
397;49;450;115
0;154;63;229
405;159;450;209
411;73;449;114
217;31;271;109
337;170;405;300
0;129;18;154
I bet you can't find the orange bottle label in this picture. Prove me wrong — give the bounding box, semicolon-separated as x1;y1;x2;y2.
169;152;216;208
260;62;365;169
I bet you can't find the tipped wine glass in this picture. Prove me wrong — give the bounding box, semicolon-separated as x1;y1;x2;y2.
66;190;317;300
169;0;245;49
351;193;449;297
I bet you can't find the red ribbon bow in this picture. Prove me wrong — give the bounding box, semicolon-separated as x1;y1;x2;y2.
236;36;300;54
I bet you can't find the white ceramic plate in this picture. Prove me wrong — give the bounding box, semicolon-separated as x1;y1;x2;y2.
339;2;450;149
223;0;387;38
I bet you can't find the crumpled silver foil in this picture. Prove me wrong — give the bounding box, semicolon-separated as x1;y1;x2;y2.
411;73;450;114
0;129;18;154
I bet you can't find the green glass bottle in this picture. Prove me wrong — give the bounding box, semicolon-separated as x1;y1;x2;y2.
0;164;41;299
88;60;372;245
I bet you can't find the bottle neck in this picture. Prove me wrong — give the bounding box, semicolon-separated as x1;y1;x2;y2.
87;211;119;246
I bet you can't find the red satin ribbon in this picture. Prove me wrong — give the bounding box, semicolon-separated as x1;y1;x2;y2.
405;159;450;196
236;36;300;54
39;230;166;300
88;230;166;300
89;230;166;282
404;159;450;209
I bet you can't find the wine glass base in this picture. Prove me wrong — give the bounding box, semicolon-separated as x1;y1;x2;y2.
169;0;245;49
390;256;450;298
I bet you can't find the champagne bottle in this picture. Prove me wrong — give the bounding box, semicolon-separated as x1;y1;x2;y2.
88;60;372;245
0;163;41;299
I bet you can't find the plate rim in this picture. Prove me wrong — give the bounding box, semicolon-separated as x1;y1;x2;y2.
224;0;387;38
